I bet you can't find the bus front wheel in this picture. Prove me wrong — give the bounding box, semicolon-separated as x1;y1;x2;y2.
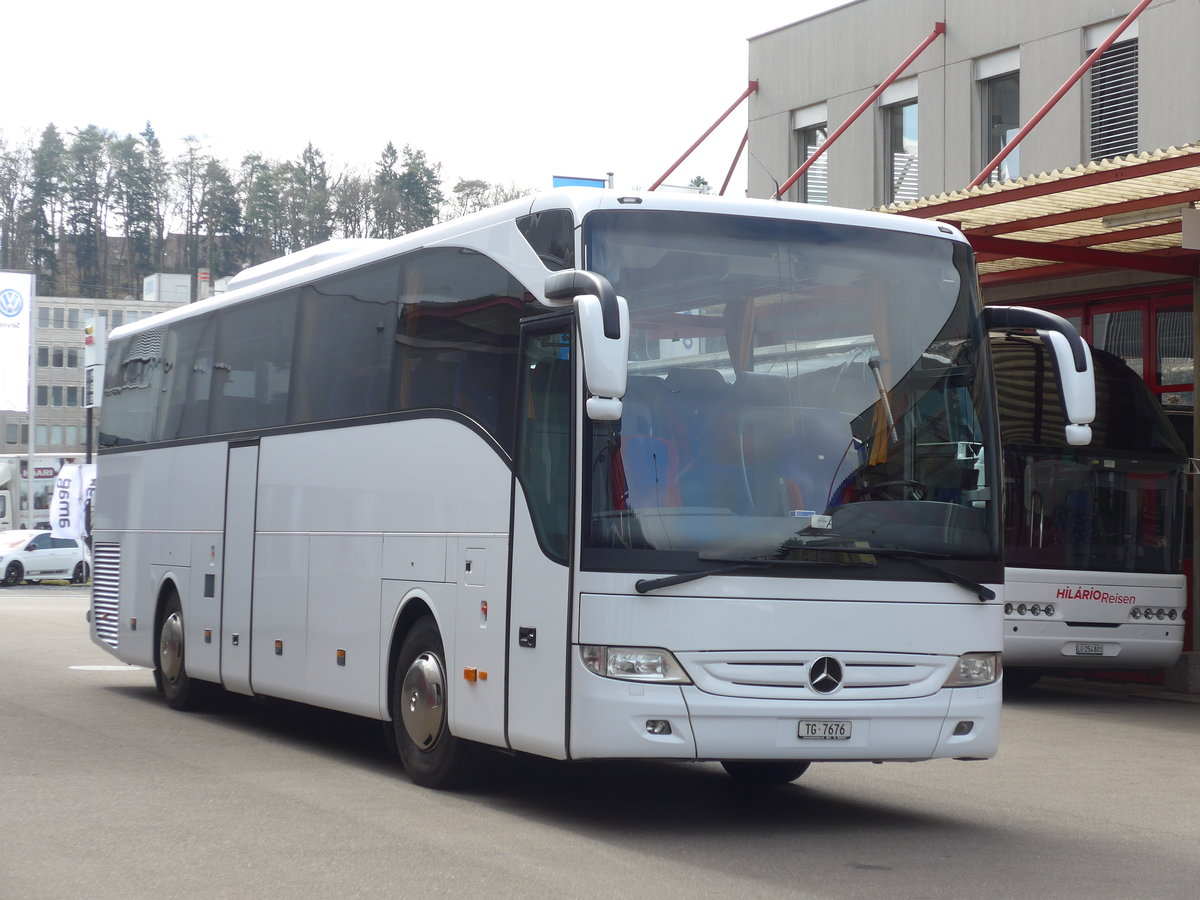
392;616;485;789
721;760;811;784
156;592;208;710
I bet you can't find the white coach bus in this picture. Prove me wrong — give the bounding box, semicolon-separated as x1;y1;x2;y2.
994;333;1188;684
89;190;1094;787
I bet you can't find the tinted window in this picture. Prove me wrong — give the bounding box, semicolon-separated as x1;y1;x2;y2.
161;316;217;441
99;327;168;446
393;247;531;454
290;263;399;424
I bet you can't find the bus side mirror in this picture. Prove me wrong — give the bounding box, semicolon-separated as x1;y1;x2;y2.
982;305;1096;446
544;270;629;421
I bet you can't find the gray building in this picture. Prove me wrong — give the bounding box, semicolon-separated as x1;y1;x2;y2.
1;294;186;456
748;0;1199;207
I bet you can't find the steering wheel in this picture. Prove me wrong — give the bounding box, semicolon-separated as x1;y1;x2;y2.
866;479;928;500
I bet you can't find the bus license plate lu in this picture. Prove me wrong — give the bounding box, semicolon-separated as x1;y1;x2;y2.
1075;643;1106;657
798;720;852;740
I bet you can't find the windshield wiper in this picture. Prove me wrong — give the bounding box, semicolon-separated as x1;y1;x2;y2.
784;544;995;603
634;556;871;594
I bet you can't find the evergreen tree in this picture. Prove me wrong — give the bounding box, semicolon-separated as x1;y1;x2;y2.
110;132;157;295
140;123;170;272
199;157;240;279
398;144;442;234
64;125;114;295
371;142;402;239
21;124;66;293
238;154;286;263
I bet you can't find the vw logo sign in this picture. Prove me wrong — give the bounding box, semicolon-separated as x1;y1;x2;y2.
808;656;844;694
0;288;24;318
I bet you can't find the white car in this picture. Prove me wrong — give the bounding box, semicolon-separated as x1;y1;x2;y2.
0;530;91;586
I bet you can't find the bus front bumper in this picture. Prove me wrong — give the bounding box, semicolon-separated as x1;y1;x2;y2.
568;653;1000;762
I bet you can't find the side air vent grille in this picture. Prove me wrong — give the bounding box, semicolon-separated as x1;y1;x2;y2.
91;542;121;649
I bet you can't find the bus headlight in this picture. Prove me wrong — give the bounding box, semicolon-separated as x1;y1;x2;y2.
580;645;692;684
944;652;1001;687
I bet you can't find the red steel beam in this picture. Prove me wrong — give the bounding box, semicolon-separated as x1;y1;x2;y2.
965;188;1200;237
968;0;1153;189
649;81;759;192
970;234;1199;276
775;22;945;200
1055;220;1180;248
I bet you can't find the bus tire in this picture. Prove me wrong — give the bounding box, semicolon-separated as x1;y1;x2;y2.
156;591;208;711
3;561;23;586
392;616;485;789
720;760;811;784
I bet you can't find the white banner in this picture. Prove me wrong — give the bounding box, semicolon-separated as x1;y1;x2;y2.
0;271;34;412
50;464;97;543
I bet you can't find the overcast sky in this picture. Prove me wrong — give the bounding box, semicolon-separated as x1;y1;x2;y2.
5;0;850;194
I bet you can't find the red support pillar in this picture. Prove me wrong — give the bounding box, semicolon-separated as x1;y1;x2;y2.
775;22;945;200
649;81;759;192
719;129;750;196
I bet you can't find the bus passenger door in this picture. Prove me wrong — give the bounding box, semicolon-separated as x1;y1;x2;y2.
507;320;573;758
220;441;259;696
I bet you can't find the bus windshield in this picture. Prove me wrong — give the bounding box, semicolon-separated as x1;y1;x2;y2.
581;209;998;571
996;336;1188;575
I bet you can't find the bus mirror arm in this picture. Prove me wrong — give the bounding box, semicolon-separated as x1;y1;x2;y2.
545;270;630;421
981;305;1096;446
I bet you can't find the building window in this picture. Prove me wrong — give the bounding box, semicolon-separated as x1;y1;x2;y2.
51;386;64;407
50;426;63;446
52;308;64;328
36;386;48;407
35;425;47;447
37;347;49;367
982;71;1020;182
66;426;78;446
111;310;123;328
66;386;79;406
1089;38;1138;160
1092;308;1143;376
885;100;919;203
796;124;829;204
52;347;64;367
68;308;79;329
1157;307;1193;408
5;424;17;444
67;348;79;367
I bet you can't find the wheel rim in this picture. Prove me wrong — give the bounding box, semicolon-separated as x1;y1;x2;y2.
4;563;21;585
159;611;184;683
400;651;446;752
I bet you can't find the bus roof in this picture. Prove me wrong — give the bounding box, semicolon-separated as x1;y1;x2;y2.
109;189;969;342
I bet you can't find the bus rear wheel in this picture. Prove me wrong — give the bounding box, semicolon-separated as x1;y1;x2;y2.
720;760;811;784
392;616;485;789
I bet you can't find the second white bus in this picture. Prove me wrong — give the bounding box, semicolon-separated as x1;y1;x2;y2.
994;333;1188;682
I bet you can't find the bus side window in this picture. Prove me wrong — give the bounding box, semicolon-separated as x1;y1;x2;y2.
290;263;400;425
393;247;530;455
